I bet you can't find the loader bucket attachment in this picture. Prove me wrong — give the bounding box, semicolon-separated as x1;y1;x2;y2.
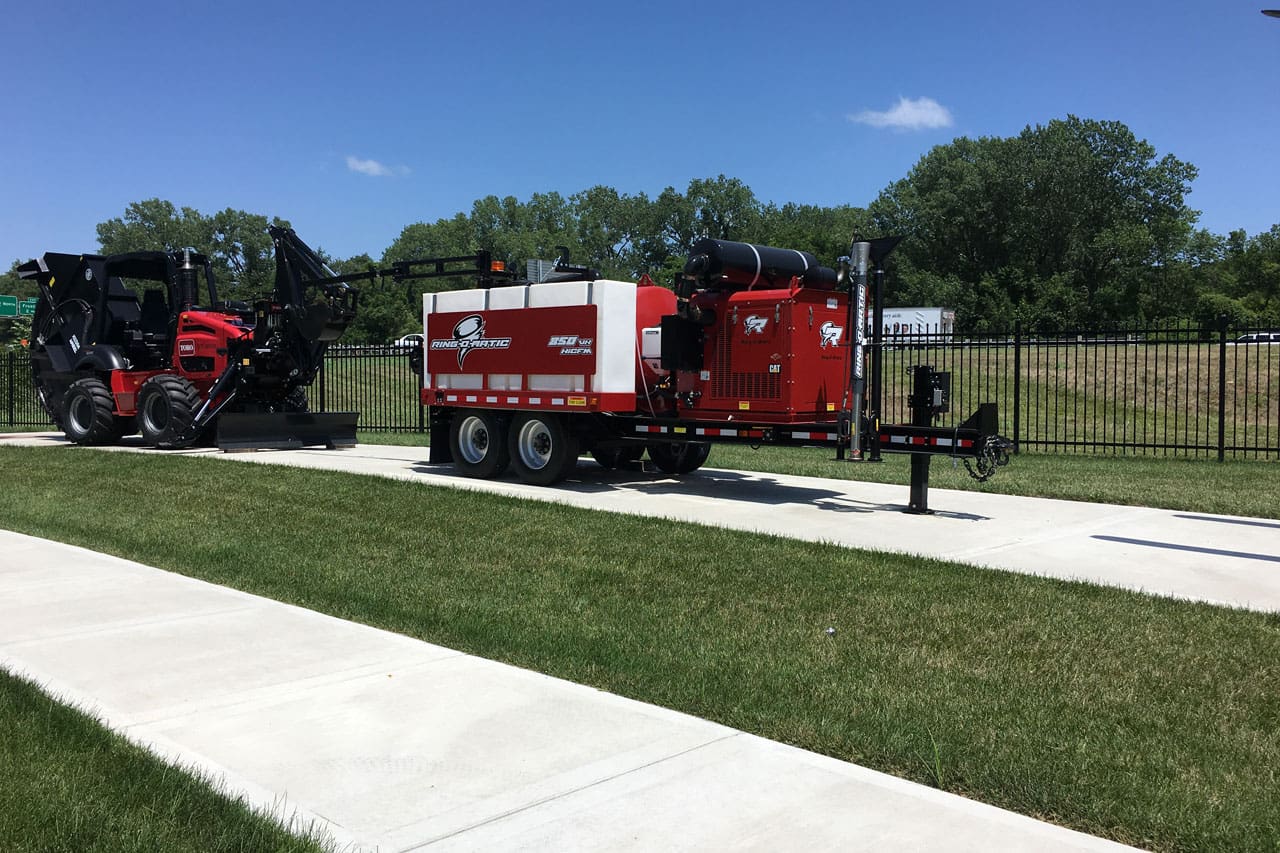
215;411;359;451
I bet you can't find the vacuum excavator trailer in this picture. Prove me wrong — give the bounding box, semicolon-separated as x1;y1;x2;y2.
419;238;1011;512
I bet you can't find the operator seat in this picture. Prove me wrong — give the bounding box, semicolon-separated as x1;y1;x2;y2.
103;277;142;345
140;289;169;343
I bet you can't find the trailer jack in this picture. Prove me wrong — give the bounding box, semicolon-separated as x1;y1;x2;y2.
899;365;1014;514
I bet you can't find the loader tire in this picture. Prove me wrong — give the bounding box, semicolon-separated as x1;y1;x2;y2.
449;410;509;479
508;413;578;486
138;375;203;449
61;378;118;446
647;441;711;476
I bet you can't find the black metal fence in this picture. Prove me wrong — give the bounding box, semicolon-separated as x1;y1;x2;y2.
1;350;47;427
876;321;1279;459
314;344;424;432
4;324;1278;459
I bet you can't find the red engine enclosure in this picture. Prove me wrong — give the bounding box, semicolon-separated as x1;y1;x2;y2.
677;282;851;423
108;309;252;415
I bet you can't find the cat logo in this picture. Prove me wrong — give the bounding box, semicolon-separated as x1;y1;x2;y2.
819;321;844;348
743;314;768;335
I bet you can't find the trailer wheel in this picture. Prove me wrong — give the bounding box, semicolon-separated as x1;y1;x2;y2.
449;411;510;478
137;375;203;449
508;413;578;486
648;441;711;475
61;378;118;446
590;445;644;470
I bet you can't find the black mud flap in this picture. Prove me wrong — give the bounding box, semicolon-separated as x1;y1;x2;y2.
216;412;359;451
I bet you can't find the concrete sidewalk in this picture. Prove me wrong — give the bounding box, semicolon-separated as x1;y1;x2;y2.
0;530;1133;851
5;432;1278;612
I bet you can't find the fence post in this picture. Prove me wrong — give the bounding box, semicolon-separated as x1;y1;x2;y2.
1217;315;1227;462
7;351;14;427
1012;320;1021;453
317;359;327;413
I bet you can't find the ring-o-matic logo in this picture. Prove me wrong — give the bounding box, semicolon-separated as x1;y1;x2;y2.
430;314;511;368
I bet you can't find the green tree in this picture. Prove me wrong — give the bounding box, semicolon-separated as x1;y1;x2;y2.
871;117;1199;331
384;214;475;264
570;185;648;279
207;208;288;301
685;175;759;241
630;176;768;282
96;199;211;256
1231;225;1280;320
756;203;871;262
331;253;418;344
0;261;36;347
95;200;290;303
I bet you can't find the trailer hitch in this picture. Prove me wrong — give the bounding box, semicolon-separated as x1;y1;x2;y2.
961;435;1014;482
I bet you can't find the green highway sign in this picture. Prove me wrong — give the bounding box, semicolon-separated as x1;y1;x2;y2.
0;295;16;317
19;299;37;316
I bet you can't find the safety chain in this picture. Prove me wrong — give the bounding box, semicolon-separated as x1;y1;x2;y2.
962;435;1014;482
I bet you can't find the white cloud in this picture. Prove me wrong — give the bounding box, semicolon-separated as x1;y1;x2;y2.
346;155;409;177
850;97;954;131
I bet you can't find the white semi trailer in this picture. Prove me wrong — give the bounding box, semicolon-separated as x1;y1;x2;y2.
876;307;955;341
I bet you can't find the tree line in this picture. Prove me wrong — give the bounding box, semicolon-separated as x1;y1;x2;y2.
4;115;1277;344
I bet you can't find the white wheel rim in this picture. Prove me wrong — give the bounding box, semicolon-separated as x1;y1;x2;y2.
143;393;169;433
457;416;490;465
68;395;92;432
516;420;553;470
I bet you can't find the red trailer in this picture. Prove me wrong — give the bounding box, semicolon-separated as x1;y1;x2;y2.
421;238;1010;511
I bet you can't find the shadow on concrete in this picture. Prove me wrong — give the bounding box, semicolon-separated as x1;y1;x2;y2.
1093;535;1280;564
410;461;991;522
1174;514;1280;531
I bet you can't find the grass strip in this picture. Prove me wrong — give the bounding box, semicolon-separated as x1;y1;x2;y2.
2;446;1278;850
709;444;1280;518
0;668;331;853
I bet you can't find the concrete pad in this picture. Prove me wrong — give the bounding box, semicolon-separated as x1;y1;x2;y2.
0;530;1132;851
5;432;1275;612
138;655;733;846
423;733;1105;852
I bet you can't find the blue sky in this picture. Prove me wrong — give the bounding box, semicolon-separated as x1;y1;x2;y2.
3;0;1278;266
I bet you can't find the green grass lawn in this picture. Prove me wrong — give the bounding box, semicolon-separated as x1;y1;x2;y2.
0;669;331;853
2;446;1278;851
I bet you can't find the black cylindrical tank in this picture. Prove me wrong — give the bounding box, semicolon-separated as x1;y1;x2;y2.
684;238;838;290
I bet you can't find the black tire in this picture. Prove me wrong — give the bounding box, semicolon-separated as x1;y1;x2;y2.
590;445;644;470
137;374;203;448
61;378;118;446
648;441;712;475
449;410;510;478
508;412;578;486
